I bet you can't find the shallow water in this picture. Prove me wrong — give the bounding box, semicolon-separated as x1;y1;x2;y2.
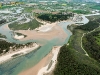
0;21;72;75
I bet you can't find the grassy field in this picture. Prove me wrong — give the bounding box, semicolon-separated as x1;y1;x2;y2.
9;19;42;30
86;15;100;21
94;27;100;45
67;25;86;54
72;10;91;14
90;5;100;10
0;5;15;10
95;33;100;45
24;7;34;13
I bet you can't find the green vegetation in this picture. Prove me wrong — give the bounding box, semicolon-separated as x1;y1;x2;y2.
95;32;100;45
76;19;100;31
12;53;22;57
86;15;100;21
0;5;15;10
0;40;35;55
83;31;100;62
54;36;100;75
0;33;6;38
72;10;90;14
75;17;100;62
0;19;6;25
90;5;100;10
24;7;34;13
54;16;100;75
36;13;74;22
67;25;86;54
15;32;27;38
9;19;42;30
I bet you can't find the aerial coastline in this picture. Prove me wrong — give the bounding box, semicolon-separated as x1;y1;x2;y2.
0;1;100;75
0;43;39;64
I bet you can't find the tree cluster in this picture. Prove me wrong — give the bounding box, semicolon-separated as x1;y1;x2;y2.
0;19;6;24
37;13;73;22
54;45;100;75
76;19;100;31
0;40;34;54
83;31;100;62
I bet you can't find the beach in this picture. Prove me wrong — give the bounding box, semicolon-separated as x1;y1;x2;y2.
15;22;68;45
14;20;70;75
19;46;61;75
37;46;61;75
0;43;39;64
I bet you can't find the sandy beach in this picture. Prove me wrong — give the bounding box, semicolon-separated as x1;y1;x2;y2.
14;34;24;39
14;22;67;45
19;46;61;75
37;46;61;75
14;21;67;75
0;43;39;64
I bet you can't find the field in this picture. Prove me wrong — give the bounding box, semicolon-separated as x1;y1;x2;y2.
86;15;100;21
0;5;15;10
72;10;91;14
36;13;73;22
90;5;100;10
24;7;34;13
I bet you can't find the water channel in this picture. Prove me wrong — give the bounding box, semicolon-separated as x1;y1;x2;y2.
0;21;72;75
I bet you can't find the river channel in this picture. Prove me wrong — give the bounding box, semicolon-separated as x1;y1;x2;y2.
0;21;72;75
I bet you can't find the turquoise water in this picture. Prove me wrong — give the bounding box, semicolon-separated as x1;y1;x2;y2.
0;21;72;75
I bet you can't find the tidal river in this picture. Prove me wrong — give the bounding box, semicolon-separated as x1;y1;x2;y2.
0;21;72;75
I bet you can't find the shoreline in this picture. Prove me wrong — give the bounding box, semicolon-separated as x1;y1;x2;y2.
19;46;61;75
14;34;24;40
0;14;90;74
18;15;89;75
38;46;61;75
0;43;39;64
14;22;68;45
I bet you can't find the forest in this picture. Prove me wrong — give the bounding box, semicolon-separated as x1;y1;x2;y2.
75;17;100;62
76;19;100;31
54;18;100;75
82;31;100;62
0;19;6;24
36;13;74;22
54;45;100;75
72;10;90;14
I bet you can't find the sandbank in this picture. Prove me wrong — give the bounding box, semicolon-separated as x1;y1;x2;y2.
19;46;61;75
15;22;67;45
0;43;39;64
14;34;24;40
38;46;61;75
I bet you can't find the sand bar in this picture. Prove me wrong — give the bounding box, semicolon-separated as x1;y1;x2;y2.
15;22;67;45
14;34;24;39
19;46;61;75
0;43;39;64
38;46;61;75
